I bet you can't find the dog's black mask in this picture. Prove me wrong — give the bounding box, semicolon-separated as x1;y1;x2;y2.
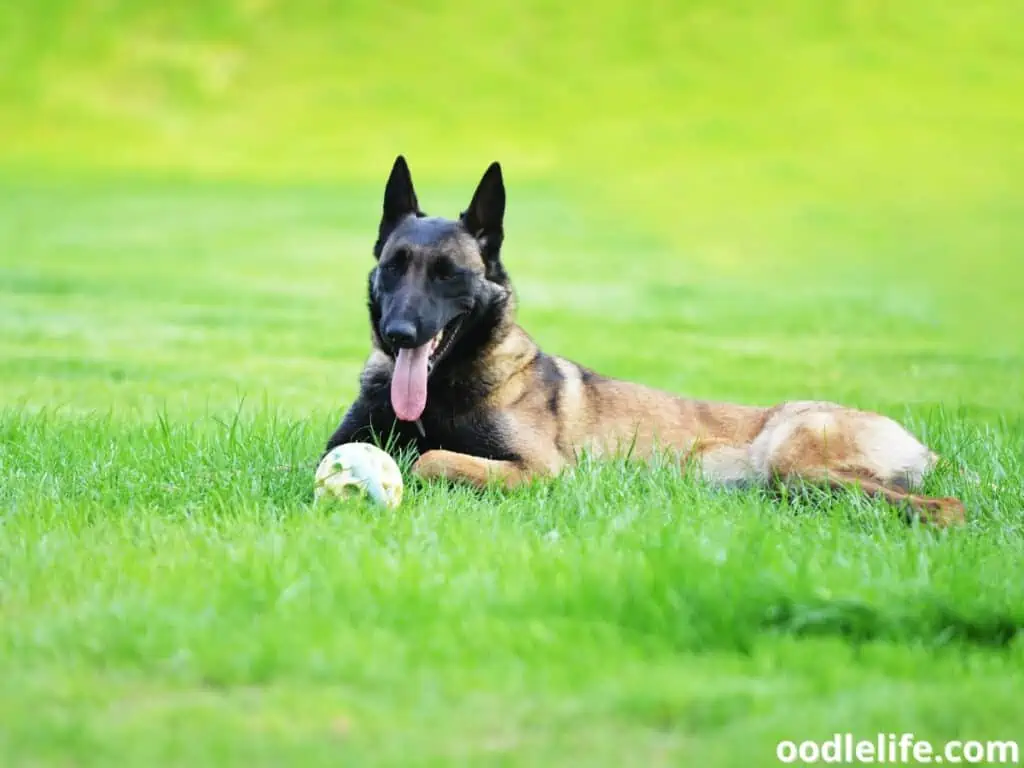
365;156;511;421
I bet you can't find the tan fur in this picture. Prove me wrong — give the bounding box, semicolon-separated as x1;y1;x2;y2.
412;326;966;527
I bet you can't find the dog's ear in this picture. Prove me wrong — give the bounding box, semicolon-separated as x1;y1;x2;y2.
461;161;505;265
375;155;421;258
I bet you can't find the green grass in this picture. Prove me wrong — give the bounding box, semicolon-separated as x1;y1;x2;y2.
2;0;1024;764
1;408;1023;765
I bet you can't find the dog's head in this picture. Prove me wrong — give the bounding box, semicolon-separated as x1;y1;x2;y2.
367;155;511;422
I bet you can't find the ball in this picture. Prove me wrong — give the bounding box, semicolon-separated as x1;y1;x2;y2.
314;443;404;509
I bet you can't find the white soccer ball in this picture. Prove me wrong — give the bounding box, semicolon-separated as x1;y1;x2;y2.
314;442;404;509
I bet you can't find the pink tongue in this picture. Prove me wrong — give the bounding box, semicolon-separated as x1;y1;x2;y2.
391;343;431;422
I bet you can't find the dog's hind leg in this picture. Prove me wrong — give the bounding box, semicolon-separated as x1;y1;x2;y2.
781;467;966;527
412;449;546;490
751;403;966;527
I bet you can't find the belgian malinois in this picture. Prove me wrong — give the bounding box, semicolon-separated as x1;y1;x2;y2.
324;156;966;526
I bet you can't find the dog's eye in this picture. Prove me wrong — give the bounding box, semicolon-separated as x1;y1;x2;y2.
383;249;409;274
432;259;458;282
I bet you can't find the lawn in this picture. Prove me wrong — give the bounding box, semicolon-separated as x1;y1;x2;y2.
2;1;1023;765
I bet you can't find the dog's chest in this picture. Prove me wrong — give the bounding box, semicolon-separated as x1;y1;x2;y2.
361;367;517;461
414;406;517;462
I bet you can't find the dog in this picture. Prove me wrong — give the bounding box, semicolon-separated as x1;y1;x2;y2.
323;155;966;526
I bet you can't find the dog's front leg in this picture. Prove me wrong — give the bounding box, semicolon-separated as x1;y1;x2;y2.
323;399;375;456
412;449;540;490
322;398;415;461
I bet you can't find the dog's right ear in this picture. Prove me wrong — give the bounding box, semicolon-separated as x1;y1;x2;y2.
461;161;505;268
374;155;421;259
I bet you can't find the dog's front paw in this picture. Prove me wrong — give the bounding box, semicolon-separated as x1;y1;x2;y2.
411;450;452;482
411;449;520;490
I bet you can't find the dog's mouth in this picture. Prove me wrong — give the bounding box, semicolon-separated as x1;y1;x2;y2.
426;316;464;374
390;315;465;423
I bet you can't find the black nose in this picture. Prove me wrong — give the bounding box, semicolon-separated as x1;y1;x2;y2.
383;320;417;349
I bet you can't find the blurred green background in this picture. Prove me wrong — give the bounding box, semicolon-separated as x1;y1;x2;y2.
1;0;1022;414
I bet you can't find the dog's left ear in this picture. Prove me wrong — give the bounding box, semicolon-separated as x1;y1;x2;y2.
461;162;505;264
